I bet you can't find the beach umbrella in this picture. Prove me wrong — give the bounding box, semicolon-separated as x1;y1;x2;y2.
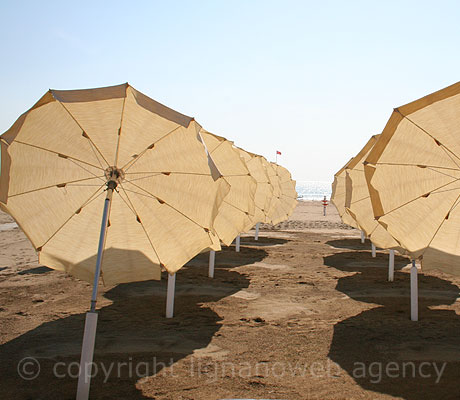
264;162;298;226
259;161;297;226
201;130;256;247
364;80;460;320
237;148;274;239
344;134;406;280
0;83;229;398
273;163;298;218
261;157;284;224
331;160;360;229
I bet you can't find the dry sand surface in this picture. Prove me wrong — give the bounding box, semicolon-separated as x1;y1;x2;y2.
1;201;460;399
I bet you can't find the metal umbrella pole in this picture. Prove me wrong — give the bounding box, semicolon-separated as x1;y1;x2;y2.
254;222;260;241
208;250;216;278
76;179;116;400
410;259;418;321
388;249;395;282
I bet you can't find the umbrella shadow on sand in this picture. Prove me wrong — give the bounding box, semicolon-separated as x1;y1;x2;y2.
238;236;289;247
326;238;375;251
324;251;460;399
0;246;267;399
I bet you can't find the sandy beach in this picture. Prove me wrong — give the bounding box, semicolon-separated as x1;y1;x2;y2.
1;201;460;399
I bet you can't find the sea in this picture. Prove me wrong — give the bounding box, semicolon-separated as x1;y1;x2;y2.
295;181;332;201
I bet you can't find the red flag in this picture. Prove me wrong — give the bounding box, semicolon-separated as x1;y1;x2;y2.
276;150;281;155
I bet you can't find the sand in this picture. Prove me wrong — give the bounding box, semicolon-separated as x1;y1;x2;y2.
1;201;460;399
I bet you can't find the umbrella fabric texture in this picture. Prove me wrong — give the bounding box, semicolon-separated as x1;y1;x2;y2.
273;163;298;219
0;83;229;283
201;130;256;245
331;159;359;229
237;149;273;229
364;81;460;274
260;157;283;224
344;134;402;250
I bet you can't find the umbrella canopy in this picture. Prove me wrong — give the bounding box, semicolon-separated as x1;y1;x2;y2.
273;163;298;219
344;135;402;250
260;157;283;224
331;159;359;229
237;148;274;229
364;81;460;274
0;83;230;283
200;130;256;245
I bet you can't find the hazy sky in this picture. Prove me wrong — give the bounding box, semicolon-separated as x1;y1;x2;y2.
1;0;459;182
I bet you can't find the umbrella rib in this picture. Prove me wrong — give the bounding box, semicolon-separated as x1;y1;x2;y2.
9;175;105;198
114;186;138;216
56;101;111;168
430;186;460;195
13;140;105;171
350;195;370;205
221;174;253;178
114;94;127;166
423;194;460;252
124;171;219;177
121;125;182;172
401;113;460;167
88;138;105;171
122;187;158;199
208;138;227;155
380;177;460;216
117;184;163;264
426;167;460;180
124;180;208;230
374;162;460;172
37;184;106;249
67;158;107;182
223;199;249;215
118;173;163;183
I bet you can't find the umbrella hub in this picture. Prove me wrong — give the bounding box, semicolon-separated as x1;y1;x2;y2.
104;166;125;185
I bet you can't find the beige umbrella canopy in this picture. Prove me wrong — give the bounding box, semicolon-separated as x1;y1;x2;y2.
0;83;232;398
344;134;402;250
237;148;274;230
265;162;298;225
273;163;298;219
331;159;359;228
0;83;230;283
364;81;460;275
260;157;283;224
201;130;256;245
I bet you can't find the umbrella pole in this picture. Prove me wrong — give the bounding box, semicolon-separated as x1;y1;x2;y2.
208;250;216;278
361;230;365;243
255;222;260;241
410;259;418;321
77;181;116;400
388;249;395;282
235;235;241;252
166;273;176;318
371;243;376;257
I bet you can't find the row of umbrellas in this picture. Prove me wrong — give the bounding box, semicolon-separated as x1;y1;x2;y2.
0;83;297;399
331;80;460;323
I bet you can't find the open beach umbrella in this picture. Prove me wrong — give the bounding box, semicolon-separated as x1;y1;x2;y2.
261;157;284;224
365;81;460;272
0;83;229;398
364;81;460;320
273;163;298;219
237;148;274;237
331;160;360;229
201;130;256;246
344;134;406;280
264;162;298;225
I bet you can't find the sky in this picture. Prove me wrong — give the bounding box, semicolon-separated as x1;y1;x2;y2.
1;0;460;182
